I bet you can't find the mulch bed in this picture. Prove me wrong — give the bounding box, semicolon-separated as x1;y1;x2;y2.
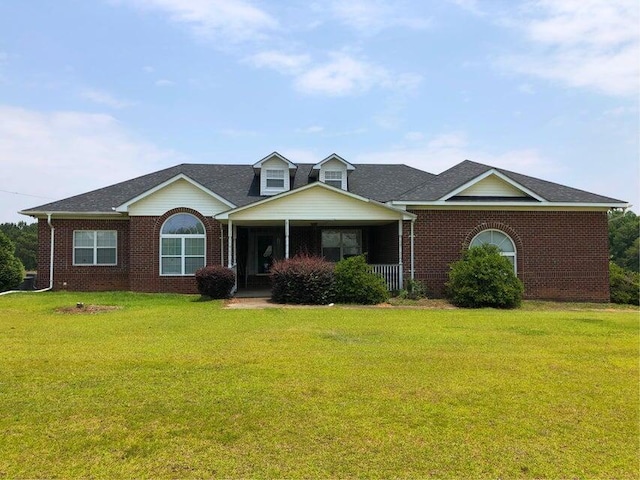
55;305;123;314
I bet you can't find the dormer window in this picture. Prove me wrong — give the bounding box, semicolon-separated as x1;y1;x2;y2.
323;170;344;189
266;169;285;189
253;152;297;196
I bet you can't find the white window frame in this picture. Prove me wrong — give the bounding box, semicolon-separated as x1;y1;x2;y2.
469;229;517;273
73;230;117;266
321;229;362;262
323;170;344;189
160;214;206;276
265;169;285;189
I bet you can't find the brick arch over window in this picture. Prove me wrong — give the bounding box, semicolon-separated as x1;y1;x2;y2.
462;222;524;274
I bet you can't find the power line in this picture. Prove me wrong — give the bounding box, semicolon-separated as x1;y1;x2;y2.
0;189;55;200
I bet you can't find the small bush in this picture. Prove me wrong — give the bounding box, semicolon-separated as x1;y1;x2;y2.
195;265;236;299
446;244;523;309
609;262;639;305
334;255;389;305
0;231;25;292
398;278;427;300
270;254;335;304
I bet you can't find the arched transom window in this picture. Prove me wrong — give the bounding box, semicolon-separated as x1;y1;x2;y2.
470;229;517;273
160;213;205;275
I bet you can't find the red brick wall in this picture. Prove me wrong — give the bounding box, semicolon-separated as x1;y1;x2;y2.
129;208;223;294
36;218;130;291
404;210;610;302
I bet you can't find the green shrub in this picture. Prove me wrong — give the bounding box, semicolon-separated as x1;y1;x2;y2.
270;254;335;304
334;255;389;305
609;262;639;305
398;278;427;300
446;244;523;309
195;265;236;299
0;231;25;292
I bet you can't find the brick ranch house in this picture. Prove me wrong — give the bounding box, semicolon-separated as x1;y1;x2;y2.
20;152;626;301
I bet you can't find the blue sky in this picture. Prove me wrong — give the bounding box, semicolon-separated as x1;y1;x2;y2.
1;0;638;223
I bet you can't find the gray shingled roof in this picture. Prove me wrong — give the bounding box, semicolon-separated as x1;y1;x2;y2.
21;159;625;214
397;160;625;204
21;163;435;213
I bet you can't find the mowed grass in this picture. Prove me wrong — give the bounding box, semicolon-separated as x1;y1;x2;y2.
0;292;637;479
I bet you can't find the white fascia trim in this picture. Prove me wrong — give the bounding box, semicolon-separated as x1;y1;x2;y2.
252;151;298;170
215;181;416;221
114;173;236;213
439;169;546;202
390;200;627;210
312;153;356;171
18;210;127;218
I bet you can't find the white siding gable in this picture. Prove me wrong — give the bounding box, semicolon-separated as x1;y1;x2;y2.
230;185;403;221
457;174;528;197
260;157;291;196
128;178;231;216
319;158;348;190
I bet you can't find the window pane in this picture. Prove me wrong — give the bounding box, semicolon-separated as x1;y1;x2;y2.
185;238;204;255
185;257;205;275
161;257;182;275
322;231;340;248
326;180;342;189
322;247;341;262
266;169;285;179
162;214;204;234
74;231;94;247
266;178;285;188
162;238;182;255
97;248;116;264
471;231;492;246
342;232;361;256
75;248;94;264
96;231;116;247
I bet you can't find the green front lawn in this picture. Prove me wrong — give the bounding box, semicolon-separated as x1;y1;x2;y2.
1;292;637;478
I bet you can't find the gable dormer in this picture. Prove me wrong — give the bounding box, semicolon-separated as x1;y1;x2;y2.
253;152;298;196
311;154;355;191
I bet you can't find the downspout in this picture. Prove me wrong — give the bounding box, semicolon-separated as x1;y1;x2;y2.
410;218;415;280
0;213;54;295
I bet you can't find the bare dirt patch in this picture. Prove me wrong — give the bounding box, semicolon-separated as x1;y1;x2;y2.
55;304;123;315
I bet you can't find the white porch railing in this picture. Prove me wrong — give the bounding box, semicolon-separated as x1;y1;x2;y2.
230;263;238;295
370;264;402;291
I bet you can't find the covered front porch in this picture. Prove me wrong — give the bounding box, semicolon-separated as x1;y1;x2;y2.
215;182;416;295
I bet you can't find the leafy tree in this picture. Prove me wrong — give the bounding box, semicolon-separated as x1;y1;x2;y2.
0;231;25;292
0;221;37;271
608;210;639;272
446;244;524;309
609;262;639;305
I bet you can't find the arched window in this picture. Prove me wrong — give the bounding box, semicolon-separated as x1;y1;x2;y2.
470;229;517;273
160;213;205;275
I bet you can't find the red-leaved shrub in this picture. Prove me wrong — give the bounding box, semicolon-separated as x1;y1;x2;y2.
270;254;335;304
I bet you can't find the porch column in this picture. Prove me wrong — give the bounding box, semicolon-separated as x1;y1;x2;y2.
227;220;233;268
233;224;237;267
284;219;290;259
398;219;404;289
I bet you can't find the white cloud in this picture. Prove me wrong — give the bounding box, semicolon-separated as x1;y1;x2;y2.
246;51;311;74
115;0;277;43
80;88;135;109
294;52;391;96
296;125;324;134
330;0;431;33
499;0;640;97
0;105;183;223
155;79;175;87
353;131;560;179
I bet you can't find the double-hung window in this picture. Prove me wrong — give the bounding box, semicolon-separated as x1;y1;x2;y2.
73;230;117;265
265;169;285;189
160;214;206;275
324;170;343;189
321;229;362;262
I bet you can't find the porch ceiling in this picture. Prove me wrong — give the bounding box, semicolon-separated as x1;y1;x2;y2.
223;219;400;226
